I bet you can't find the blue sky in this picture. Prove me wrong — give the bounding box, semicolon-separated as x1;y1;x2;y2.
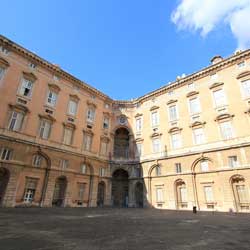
0;0;244;100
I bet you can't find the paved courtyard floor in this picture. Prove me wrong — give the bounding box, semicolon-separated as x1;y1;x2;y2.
0;208;249;250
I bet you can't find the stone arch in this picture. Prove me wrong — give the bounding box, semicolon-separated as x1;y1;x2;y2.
52;176;67;207
230;174;249;212
0;167;10;206
191;156;213;173
134;181;144;208
112;169;129;207
113;127;131;158
148;164;159;177
174;179;188;209
97;181;106;207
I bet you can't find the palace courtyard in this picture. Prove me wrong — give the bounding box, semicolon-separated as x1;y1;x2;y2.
0;208;249;250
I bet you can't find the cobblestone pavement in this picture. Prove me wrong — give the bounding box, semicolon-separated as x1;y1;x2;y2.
0;208;249;250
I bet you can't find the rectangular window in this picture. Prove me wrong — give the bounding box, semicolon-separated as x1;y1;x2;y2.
213;89;226;107
151;111;159;127
23;178;38;203
228;156;238;168
152;138;161;153
135;143;142;157
180;187;187;202
81;164;87;174
47;90;58;107
171;133;182;149
193;127;205;145
0;148;12;160
220;121;233;140
78;183;86;201
68;100;77;116
87;108;95;123
169;105;178;121
39;120;51;140
189;97;201;115
238;61;245;68
0;66;5;80
63;127;73;145
136;118;142;132
100;141;108;156
32;155;42;167
83;133;93;151
236;185;249;203
19;78;34;97
8;111;24;131
99;167;105;177
242;80;250;99
204;186;214;203
156;188;163;202
187;82;195;90
156;165;161;176
103;117;109;129
175;163;182;173
60;159;69;170
200;161;209;172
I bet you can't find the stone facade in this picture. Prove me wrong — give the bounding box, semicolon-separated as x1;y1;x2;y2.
0;35;250;212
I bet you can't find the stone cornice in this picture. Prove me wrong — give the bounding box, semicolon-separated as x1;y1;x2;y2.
0;35;112;102
1;35;250;106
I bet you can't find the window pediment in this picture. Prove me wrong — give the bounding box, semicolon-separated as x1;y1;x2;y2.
236;70;250;80
189;121;206;128
215;113;234;122
48;83;61;92
134;113;143;118
186;91;199;98
83;129;94;135
0;57;10;67
100;136;110;142
209;82;224;89
38;114;55;122
103;111;111;117
150;105;159;111
63;122;76;129
168;127;182;133
166;99;177;105
22;71;37;81
87;100;96;108
150;132;162;138
69;94;80;101
9;103;30;113
135;138;144;142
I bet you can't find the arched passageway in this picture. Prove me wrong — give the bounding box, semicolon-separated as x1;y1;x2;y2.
135;182;143;208
112;169;129;207
0;168;10;206
52;176;67;207
97;181;105;207
113;128;130;158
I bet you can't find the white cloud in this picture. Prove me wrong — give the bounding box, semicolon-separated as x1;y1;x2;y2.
171;0;250;49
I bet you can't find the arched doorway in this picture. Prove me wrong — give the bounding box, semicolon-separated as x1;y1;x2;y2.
97;181;105;207
112;169;129;207
135;182;143;208
175;179;188;209
52;176;67;207
114;128;130;158
0;168;10;206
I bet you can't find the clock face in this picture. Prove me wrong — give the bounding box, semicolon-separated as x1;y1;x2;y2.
119;116;126;125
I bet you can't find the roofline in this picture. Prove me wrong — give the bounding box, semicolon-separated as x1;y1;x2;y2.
0;35;112;102
1;34;250;105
